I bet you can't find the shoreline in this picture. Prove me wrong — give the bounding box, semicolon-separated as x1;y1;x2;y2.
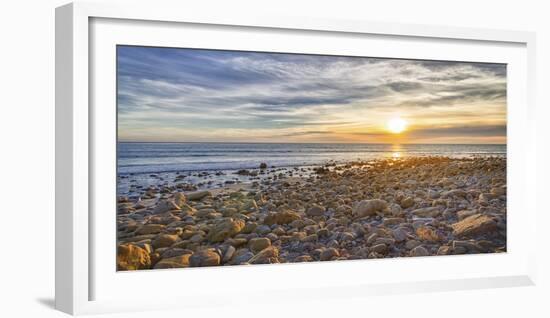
117;154;507;198
117;156;506;270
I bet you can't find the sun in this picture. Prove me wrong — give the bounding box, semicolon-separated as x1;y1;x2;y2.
387;117;408;134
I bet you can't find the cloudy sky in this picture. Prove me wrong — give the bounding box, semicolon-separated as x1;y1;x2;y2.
117;46;506;144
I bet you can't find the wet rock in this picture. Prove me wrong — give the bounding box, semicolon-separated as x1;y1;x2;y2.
187;190;212;201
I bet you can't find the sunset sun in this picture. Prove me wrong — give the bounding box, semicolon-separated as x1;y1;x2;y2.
387;117;408;134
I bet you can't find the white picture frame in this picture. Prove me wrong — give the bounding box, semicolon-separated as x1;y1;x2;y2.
55;1;537;315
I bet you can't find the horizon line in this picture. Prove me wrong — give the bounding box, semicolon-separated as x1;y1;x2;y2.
117;141;507;146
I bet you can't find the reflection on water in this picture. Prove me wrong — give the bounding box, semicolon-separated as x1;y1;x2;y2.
391;144;402;159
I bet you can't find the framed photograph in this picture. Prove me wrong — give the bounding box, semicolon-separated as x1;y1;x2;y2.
56;1;537;315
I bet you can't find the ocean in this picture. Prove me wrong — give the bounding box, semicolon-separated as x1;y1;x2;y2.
117;142;506;196
118;142;506;175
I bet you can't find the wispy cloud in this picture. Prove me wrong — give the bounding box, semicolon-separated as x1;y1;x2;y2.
117;46;506;143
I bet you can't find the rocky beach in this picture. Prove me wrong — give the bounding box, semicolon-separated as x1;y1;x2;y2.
117;156;506;270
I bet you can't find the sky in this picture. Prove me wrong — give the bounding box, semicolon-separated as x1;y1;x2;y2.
117;45;506;144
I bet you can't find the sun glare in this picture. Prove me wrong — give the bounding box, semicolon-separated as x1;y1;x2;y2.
387;117;408;134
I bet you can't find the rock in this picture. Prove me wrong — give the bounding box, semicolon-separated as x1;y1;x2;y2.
294;255;314;262
206;218;245;242
189;249;221;267
135;224;165;235
457;210;477;221
117;244;151;270
173;192;187;207
259;162;268;169
441;189;467;198
411;207;441;217
153;200;180;214
187;190;212;201
352;199;388;217
153;254;191;269
400;197;415;209
255;225;272;235
320;248;340;261
383;217;405;226
452;214;497;237
232;250;255;264
437;246;452;255
491;187;506;196
306;205;325;217
161;248;192;259
370;243;387;254
390;203;404;216
263;210;301;225
392;228;408;242
452;240;482;252
152;234;180;249
248;237;271;253
405;240;421;250
222;245;236;263
416;226;440;242
248;246;279;264
410;245;430;257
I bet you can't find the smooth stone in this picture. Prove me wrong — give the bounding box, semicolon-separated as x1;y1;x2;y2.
306;204;325;217
153;254;191;269
352;199;388;217
135;224;165;235
248;237;271;253
452;214;497;237
320;248;340;261
152;234;180;249
189;249;221;267
187;190;212;201
206;218;245;243
410;245;430;257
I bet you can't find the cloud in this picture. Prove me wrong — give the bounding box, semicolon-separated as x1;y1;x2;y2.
117;46;507;143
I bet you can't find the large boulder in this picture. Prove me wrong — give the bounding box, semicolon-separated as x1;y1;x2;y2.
206;218;245;242
452;214;497;237
352;199;388;217
117;244;151;270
